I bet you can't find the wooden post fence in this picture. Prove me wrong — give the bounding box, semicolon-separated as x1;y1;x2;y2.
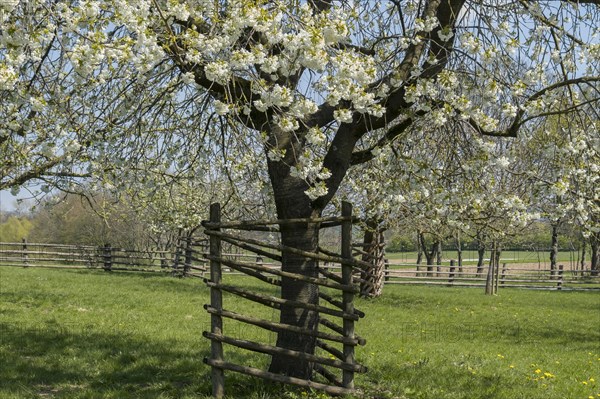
103;244;112;272
22;238;29;267
183;236;192;277
208;203;225;398
384;258;390;282
557;265;564;290
341;201;355;390
448;260;455;286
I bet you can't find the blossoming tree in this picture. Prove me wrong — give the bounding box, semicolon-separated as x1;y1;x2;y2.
1;0;598;379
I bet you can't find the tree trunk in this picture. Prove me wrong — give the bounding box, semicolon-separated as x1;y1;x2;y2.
436;241;442;277
266;160;322;379
455;234;463;273
420;233;437;276
550;222;559;278
476;235;486;276
580;239;587;276
416;231;423;275
485;241;497;295
591;232;599;277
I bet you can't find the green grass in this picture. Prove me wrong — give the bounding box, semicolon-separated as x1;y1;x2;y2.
1;267;599;399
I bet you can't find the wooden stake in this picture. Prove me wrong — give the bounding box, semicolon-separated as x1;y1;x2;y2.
341;201;355;389
209;203;224;398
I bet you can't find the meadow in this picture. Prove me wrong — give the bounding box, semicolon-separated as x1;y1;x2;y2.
0;266;598;399
386;249;580;267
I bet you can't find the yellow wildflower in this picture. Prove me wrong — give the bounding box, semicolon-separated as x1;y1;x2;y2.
534;369;542;374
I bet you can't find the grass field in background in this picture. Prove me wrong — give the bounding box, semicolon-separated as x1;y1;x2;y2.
386;249;580;266
1;267;598;399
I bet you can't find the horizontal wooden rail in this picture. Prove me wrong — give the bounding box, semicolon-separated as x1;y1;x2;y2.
203;358;354;396
205;281;359;321
0;263;92;269
316;340;345;361
204;230;371;270
205;255;358;294
0;242;96;249
218;236;283;263
319;292;365;318
202;215;355;230
203;332;367;373
314;364;343;387
0;256;91;263
204;306;365;346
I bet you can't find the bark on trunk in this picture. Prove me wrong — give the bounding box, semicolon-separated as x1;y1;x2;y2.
266;158;322;379
416;231;423;275
485;241;497;295
269;220;321;378
436;241;442;277
580;240;587;275
455;235;463;273
476;235;486;276
550;222;559;278
591;232;599;277
419;233;437;276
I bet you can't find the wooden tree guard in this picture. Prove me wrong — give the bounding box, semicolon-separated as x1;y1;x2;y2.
203;202;366;397
357;221;387;298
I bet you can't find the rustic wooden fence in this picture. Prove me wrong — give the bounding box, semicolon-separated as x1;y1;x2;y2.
3;239;598;292
382;261;600;291
0;239;203;275
201;202;368;397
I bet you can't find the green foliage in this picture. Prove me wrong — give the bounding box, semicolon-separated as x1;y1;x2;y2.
386;220;587;254
1;268;598;399
0;216;32;242
386;232;417;252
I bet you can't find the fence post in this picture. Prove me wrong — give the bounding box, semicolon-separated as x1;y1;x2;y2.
384;258;390;282
172;236;181;277
494;251;501;294
448;260;455;286
500;263;507;286
557;265;563;291
209;203;225;398
341;201;355;390
183;236;192;278
103;244;112;272
22;238;29;267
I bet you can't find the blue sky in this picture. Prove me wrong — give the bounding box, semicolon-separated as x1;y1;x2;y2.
0;190;18;212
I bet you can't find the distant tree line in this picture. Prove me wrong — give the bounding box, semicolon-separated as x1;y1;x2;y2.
0;193;181;251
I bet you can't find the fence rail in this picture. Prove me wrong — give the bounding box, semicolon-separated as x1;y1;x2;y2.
1;241;598;292
382;262;600;291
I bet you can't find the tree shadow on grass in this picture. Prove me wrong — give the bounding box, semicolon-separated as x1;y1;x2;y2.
0;321;291;399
